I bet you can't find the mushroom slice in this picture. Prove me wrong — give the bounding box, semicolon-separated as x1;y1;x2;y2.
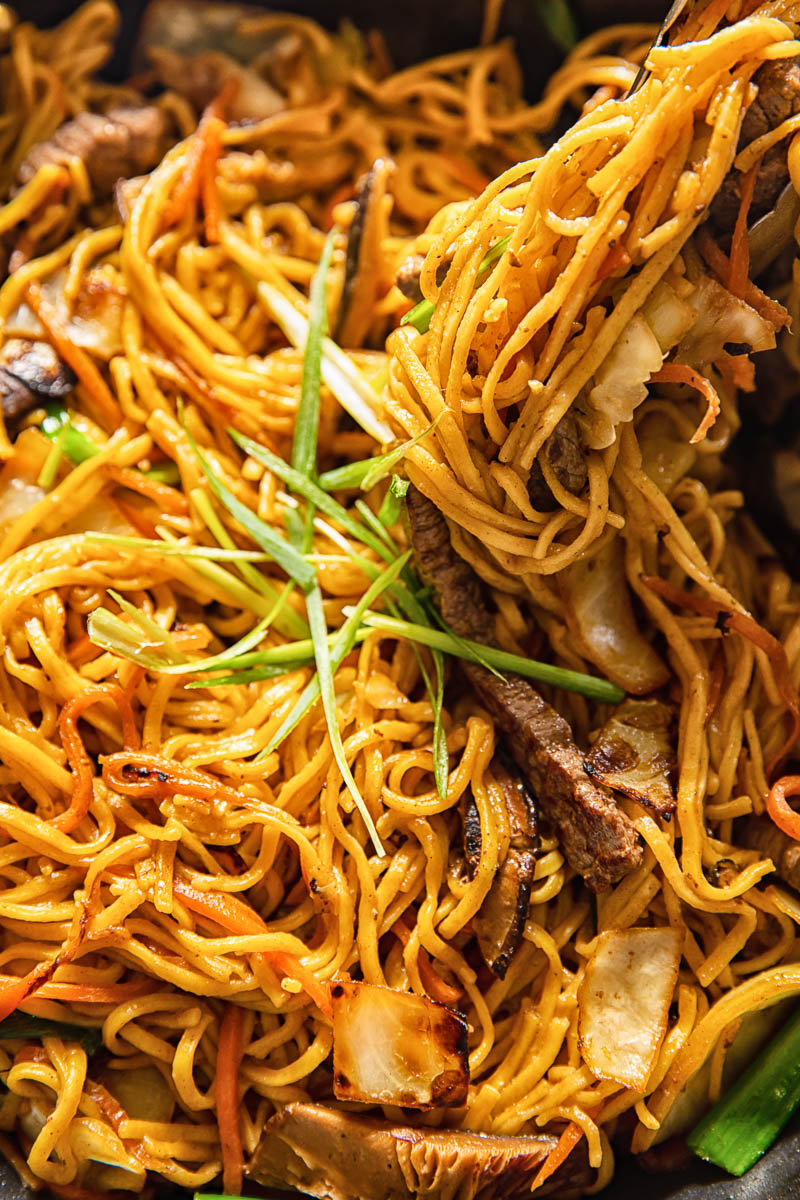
0;339;75;399
584;699;677;819
250;1102;592;1199
331;980;468;1108
336;158;395;348
579;927;682;1091
466;756;538;979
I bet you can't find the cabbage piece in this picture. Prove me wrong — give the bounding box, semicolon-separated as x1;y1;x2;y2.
676;274;776;367
585;699;677;819
6;267;124;360
560;538;670;694
579;927;682;1091
331;980;468;1108
584;313;664;450
642;280;696;353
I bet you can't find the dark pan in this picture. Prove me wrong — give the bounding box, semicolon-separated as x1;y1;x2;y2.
3;1;800;1197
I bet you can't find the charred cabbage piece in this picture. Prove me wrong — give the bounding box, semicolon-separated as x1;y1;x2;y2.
585;699;677;819
250;1102;592;1199
579;927;681;1091
331;980;468;1108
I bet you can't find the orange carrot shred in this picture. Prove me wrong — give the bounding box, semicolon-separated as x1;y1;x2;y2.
217;1004;245;1196
650;363;721;444
200;116;225;244
530;1122;585;1192
57;683;139;833
766;776;800;842
728;162;760;300
25;282;120;431
163;82;236;231
392;916;463;1006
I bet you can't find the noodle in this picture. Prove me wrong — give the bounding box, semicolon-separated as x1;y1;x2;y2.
0;0;797;1194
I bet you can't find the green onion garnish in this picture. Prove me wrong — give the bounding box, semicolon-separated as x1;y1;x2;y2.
317;421;437;493
40;403;100;465
534;0;578;52
292;229;336;481
401;235;512;333
0;1013;102;1056
350;610;625;703
688;1003;800;1177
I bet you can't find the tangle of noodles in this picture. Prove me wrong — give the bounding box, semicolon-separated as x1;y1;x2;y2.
0;0;798;1195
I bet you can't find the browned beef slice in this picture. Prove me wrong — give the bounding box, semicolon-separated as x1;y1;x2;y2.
711;59;800;233
527;412;588;512
742;815;800;891
17;106;167;197
406;485;643;891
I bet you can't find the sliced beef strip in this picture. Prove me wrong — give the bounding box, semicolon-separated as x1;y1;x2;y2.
406;486;643;892
711;59;800;234
742;815;800;892
527;412;588;512
466;755;538;978
16;106;168;198
250;1102;592;1200
0;339;75;426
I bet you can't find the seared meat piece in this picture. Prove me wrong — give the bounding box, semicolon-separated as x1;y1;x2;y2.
17;106;168;198
406;486;643;891
0;339;75;425
742;815;800;892
711;59;800;233
527;413;588;511
465;756;538;977
250;1102;592;1199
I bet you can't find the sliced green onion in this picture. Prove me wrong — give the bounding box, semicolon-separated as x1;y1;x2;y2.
145;462;181;485
688;1003;800;1176
534;0;578;52
87;533;273;562
401;235;512;334
351;610;625;703
292;229;336;479
307;582;383;855
378;473;409;528
0;1013;102;1056
182;423;315;591
354;497;397;553
41;403;100;464
317;422;437;493
37;421;68;488
259;552;411;759
229;428;394;565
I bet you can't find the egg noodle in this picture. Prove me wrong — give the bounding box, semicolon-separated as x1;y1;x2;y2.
0;0;798;1195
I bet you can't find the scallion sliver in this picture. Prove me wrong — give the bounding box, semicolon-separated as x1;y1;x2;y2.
687;1002;800;1177
351;610;625;704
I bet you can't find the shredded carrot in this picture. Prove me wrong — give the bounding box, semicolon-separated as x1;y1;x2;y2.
530;1122;585;1192
200;115;225;244
57;683;139;833
650;363;721;444
112;496;160;540
641;576;800;772
716;352;755;393
172;877;333;1018
25;282;121;431
696;226;791;329
392;916;463;1006
440;153;491;195
105;465;189;514
216;1004;245;1196
163;82;236;231
0;904;88;1022
13;977;155;1005
728;161;760;299
766;776;800;842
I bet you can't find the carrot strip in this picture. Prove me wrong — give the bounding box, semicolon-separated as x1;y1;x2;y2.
641;576;800;772
57;683;139;833
695;227;791;329
766;776;800;842
392;916;463;1006
163;82;236;230
216;1004;245;1196
650;363;721;444
596;241;632;281
25;282;121;431
530;1122;585;1192
322;183;355;232
172;877;332;1018
105;464;189;514
200;116;225;244
0;905;88;1022
728;162;760;299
